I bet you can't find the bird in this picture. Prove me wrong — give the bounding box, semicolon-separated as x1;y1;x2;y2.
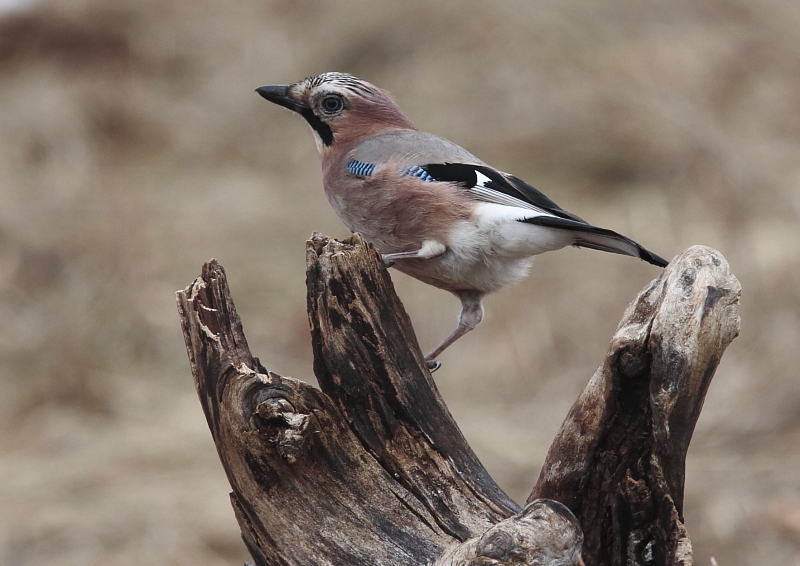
256;72;668;371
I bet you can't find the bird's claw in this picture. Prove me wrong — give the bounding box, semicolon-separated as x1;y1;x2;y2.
425;359;442;372
382;256;396;269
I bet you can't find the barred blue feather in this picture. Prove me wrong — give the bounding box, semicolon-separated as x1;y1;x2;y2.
404;165;435;182
347;160;376;177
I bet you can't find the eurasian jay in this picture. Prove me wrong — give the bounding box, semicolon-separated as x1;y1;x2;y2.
256;72;668;370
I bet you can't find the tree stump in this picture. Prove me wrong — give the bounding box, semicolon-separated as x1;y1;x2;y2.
176;233;740;566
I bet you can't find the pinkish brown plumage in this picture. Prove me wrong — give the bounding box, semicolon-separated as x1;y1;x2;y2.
257;72;668;370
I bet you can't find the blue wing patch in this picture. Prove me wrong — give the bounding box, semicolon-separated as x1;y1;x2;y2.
347;160;376;177
404;165;435;182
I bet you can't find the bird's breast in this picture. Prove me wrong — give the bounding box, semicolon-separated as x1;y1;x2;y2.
322;162;473;253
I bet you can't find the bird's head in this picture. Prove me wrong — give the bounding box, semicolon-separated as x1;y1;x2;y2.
256;72;416;153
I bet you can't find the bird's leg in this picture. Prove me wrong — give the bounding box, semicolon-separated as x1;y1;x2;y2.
424;290;484;371
381;239;446;267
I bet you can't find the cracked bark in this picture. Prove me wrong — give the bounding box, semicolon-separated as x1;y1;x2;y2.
177;235;739;566
529;245;740;566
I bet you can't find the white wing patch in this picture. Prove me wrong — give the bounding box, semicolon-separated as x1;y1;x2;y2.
474;170;492;188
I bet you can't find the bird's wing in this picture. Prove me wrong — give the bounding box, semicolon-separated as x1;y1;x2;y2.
347;130;583;221
415;162;668;266
347;131;668;268
417;163;585;222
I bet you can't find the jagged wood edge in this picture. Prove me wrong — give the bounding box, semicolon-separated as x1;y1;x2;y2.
529;245;741;566
177;260;452;566
305;232;520;541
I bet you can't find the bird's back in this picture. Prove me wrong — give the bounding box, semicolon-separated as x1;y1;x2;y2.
348;130;486;171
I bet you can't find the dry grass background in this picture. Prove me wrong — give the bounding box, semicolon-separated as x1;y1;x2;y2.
1;0;799;564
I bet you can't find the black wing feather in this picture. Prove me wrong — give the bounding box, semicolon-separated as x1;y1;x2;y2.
421;163;583;221
503;174;585;222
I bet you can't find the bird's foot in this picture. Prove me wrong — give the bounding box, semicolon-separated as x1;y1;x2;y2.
425;359;441;372
381;256;396;269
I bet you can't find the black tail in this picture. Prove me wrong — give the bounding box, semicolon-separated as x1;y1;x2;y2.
520;216;668;267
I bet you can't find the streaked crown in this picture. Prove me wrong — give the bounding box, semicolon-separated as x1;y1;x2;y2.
258;72;416;149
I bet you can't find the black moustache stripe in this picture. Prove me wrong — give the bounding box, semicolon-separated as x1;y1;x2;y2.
300;107;334;146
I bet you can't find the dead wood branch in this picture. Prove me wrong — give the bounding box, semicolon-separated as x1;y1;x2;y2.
530;245;740;566
177;236;739;566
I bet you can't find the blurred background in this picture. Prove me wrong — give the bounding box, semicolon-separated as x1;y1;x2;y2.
1;0;798;564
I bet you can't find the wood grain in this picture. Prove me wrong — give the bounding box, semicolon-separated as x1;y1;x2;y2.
177;240;738;566
529;245;740;566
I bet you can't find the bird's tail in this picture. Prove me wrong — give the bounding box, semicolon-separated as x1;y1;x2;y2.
521;216;668;267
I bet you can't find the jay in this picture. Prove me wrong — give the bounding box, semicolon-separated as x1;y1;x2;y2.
256;72;668;370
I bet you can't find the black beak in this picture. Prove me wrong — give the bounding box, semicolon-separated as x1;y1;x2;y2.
255;84;305;113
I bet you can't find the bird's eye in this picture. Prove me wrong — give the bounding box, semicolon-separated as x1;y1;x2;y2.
320;96;343;114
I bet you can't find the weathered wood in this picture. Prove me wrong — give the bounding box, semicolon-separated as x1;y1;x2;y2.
177;237;738;566
435;499;583;566
529;245;741;566
177;246;580;566
305;232;519;539
178;260;450;566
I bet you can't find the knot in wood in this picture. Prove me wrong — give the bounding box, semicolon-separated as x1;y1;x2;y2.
436;499;583;566
616;341;650;379
254;391;311;463
476;530;516;561
679;267;696;295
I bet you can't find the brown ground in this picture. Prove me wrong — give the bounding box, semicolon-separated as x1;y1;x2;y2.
1;0;799;564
